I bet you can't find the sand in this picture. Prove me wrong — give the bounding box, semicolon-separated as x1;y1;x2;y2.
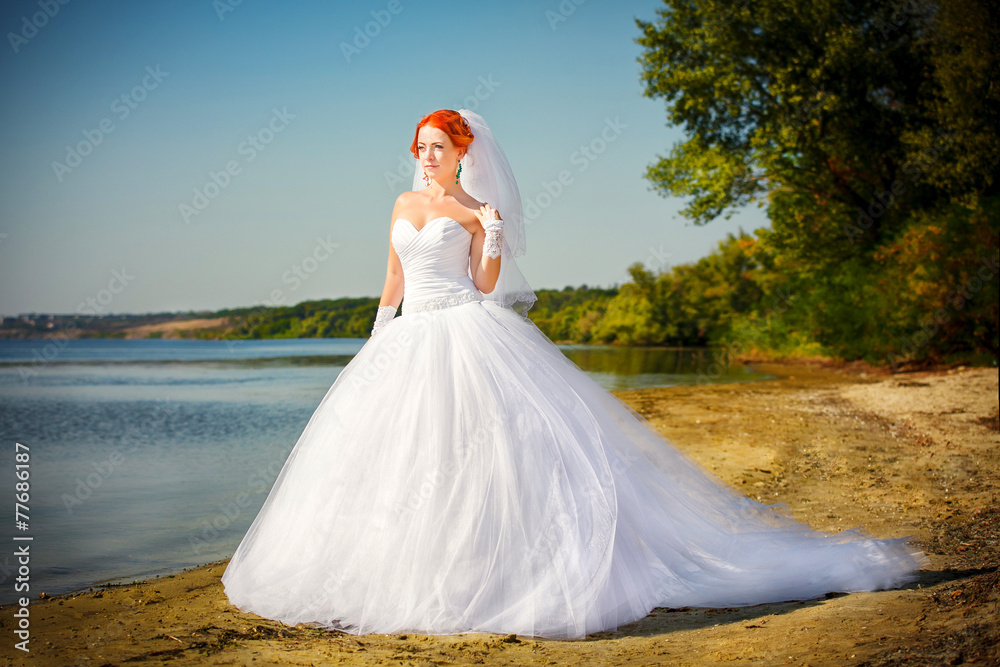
3;360;997;666
117;317;232;339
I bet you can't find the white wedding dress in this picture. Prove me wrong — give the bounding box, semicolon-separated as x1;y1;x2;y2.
220;215;925;639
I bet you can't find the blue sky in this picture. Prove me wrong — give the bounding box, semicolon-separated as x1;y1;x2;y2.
0;0;767;317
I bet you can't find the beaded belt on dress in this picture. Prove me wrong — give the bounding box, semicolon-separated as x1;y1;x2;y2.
403;291;484;314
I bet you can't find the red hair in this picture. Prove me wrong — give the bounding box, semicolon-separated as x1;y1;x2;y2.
410;109;474;159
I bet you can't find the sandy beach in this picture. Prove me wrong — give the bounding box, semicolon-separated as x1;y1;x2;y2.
3;359;997;666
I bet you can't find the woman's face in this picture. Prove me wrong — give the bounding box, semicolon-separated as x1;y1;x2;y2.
416;125;464;181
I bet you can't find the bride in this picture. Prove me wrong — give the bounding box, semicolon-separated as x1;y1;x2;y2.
220;108;926;639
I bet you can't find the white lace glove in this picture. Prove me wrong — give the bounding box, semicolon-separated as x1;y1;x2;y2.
483;212;504;259
370;305;396;337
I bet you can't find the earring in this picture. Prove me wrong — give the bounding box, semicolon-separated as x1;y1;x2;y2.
455;160;462;184
422;171;430;186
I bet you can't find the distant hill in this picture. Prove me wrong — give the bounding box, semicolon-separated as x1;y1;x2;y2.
0;287;620;343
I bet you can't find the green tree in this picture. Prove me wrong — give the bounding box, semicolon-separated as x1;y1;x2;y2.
635;0;999;364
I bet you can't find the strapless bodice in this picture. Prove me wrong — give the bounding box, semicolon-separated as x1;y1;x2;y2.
391;217;484;314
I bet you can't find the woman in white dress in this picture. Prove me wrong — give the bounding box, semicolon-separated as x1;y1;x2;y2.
220;108;926;639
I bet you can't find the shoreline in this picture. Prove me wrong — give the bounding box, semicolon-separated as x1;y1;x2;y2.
3;360;997;665
33;558;237;607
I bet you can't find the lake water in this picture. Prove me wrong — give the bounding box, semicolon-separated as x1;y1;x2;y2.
0;338;773;604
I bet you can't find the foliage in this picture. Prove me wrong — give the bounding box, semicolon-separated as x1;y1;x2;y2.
528;285;619;342
214;297;379;340
627;0;999;366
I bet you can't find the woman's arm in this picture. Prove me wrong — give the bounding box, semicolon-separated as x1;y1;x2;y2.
471;204;502;294
370;198;406;337
379;199;406;309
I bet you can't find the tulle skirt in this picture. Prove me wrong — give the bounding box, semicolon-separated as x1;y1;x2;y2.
220;300;926;639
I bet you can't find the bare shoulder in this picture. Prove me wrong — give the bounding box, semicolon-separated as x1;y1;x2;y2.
458;202;484;235
468;195;501;215
393;190;418;212
466;198;502;229
390;192;416;228
458;195;492;233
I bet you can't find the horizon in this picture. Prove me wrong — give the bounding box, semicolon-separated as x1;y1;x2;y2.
2;281;624;319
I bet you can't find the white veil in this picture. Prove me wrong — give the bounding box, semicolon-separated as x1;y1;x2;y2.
410;108;537;318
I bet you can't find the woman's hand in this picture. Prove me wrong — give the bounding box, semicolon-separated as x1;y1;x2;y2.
474;203;504;261
474;203;502;225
